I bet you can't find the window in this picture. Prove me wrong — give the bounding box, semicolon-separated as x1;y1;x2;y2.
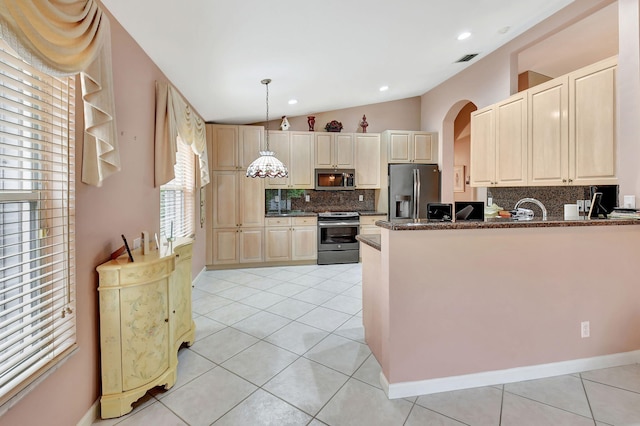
160;137;195;241
0;40;76;404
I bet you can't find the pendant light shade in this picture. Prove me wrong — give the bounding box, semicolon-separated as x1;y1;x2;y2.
246;79;289;178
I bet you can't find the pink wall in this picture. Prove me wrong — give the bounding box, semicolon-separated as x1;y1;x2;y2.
253;96;422;134
1;9;206;426
377;224;640;384
420;0;621;203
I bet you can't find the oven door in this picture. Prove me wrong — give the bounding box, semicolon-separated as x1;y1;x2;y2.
317;221;360;251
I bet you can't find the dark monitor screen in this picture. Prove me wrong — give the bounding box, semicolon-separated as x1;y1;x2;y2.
455;201;485;221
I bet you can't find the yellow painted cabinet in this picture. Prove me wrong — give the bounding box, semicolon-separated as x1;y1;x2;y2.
265;131;315;189
97;240;194;419
384;131;437;163
470;93;527;187
315;133;355;168
354;134;381;189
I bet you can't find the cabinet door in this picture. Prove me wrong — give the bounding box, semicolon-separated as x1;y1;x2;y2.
265;131;291;189
569;58;617;185
265;227;291;262
239;173;265;227
212;171;238;228
495;94;527;186
315;133;334;168
470;107;496;186
355;134;381;188
171;244;193;346
212;228;239;264
120;279;170;391
528;77;569;186
239;228;264;263
239;126;263;169
359;225;381;236
388;132;411;162
335;134;355;168
209;125;239;170
413;133;435;163
289;132;315;188
291;226;317;261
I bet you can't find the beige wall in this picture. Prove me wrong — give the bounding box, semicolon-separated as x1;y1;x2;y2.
420;0;620;204
253;96;422;134
1;9;207;426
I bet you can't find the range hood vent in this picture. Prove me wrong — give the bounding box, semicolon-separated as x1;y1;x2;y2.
456;53;478;63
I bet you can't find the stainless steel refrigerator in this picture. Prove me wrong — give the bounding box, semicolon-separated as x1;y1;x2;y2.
388;163;440;220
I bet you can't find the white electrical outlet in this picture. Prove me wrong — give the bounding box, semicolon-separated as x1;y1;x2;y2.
305;195;310;202
133;237;141;250
359;195;364;202
577;200;584;212
581;321;590;338
487;197;493;206
584;199;591;211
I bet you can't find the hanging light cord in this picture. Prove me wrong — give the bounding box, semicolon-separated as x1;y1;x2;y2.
261;78;271;151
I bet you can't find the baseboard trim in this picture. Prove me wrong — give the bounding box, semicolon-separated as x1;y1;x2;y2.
193;267;206;285
381;350;640;399
77;399;100;426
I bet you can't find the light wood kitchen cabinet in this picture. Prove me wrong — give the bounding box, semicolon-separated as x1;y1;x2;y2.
209;170;264;265
383;130;437;163
207;124;263;170
569;56;617;185
528;76;569;186
315;133;354;168
470;93;527;187
354;133;381;189
265;216;317;262
97;240;195;419
265;131;315;189
359;215;386;235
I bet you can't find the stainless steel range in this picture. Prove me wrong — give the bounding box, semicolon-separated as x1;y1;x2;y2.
317;212;360;265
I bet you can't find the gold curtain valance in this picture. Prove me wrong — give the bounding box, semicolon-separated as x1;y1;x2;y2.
155;81;209;188
0;0;120;187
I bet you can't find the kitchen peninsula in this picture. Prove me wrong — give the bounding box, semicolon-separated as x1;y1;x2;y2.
358;218;640;399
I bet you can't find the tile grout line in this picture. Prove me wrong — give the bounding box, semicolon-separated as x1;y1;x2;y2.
578;373;598;426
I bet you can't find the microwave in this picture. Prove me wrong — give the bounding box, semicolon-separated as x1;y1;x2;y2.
315;169;355;190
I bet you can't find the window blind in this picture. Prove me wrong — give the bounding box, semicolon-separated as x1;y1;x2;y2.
0;40;76;405
160;137;195;240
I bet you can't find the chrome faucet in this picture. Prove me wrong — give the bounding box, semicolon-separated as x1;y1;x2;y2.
514;198;548;220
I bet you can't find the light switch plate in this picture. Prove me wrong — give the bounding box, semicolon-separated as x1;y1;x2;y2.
305;195;310;202
359;195;364;202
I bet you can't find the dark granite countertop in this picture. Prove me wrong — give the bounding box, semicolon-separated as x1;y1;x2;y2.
358;211;388;216
376;216;640;231
265;211;318;217
357;234;381;250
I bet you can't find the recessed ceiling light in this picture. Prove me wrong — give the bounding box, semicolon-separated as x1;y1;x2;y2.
288;99;298;105
379;85;389;92
457;32;471;41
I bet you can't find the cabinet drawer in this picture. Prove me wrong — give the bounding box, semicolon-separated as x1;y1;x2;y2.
265;217;292;227
293;217;317;226
359;215;386;226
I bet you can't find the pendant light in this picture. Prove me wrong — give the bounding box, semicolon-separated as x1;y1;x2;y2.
246;79;289;178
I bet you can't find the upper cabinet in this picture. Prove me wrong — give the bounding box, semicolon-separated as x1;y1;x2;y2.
471;56;617;187
354;134;381;189
470;93;527;187
208;124;263;170
265;131;315;189
315;133;354;169
384;131;437;163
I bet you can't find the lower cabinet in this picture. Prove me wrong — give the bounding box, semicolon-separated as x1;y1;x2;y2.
97;240;195;419
265;217;317;262
213;227;264;264
359;215;386;235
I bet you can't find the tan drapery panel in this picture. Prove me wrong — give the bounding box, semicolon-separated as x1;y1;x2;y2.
155;81;209;188
0;0;120;187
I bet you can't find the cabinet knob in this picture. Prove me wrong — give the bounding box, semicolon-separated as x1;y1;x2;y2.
176;254;180;258
568;179;573;183
164;318;169;323
173;310;176;314
562;179;567;183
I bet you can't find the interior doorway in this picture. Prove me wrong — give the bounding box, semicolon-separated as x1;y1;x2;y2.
453;102;477;202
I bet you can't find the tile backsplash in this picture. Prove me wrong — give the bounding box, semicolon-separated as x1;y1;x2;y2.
488;185;618;217
266;189;376;213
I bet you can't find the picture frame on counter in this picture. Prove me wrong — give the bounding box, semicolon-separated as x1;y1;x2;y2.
453;165;465;193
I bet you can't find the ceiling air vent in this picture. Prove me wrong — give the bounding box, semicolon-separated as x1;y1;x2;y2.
456;53;478;63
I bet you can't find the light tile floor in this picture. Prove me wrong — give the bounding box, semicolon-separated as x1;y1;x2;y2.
94;263;640;426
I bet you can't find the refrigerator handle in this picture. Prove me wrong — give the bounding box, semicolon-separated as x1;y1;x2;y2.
413;168;421;219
